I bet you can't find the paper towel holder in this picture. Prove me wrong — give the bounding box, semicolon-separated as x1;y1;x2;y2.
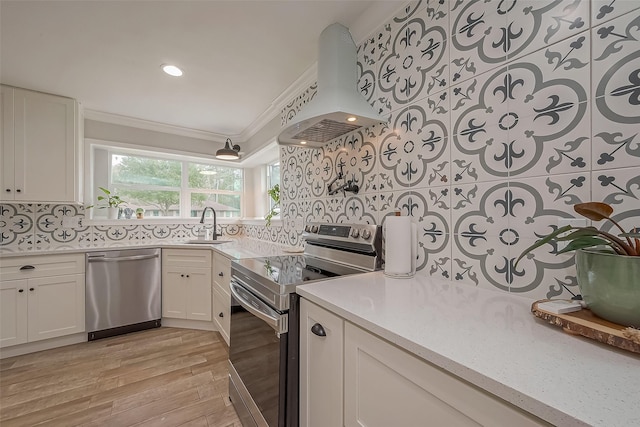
383;218;417;279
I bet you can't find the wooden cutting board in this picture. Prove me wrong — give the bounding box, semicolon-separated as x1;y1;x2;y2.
531;300;640;354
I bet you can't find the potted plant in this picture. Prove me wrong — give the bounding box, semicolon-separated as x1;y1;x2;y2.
516;202;640;327
87;187;127;219
265;184;280;227
135;208;145;219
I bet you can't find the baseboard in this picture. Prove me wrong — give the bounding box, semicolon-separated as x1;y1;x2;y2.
162;318;216;331
0;333;87;359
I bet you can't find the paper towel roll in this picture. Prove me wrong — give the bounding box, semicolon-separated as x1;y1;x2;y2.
384;216;414;277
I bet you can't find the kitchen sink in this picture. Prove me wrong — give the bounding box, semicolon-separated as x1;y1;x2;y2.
183;239;232;245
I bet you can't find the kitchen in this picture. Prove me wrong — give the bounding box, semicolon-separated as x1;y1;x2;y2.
1;0;640;426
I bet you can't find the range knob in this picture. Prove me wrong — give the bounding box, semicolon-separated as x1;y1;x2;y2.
361;229;372;240
350;228;360;238
304;225;311;233
311;225;319;233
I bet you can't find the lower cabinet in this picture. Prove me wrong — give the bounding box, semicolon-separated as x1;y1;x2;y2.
300;298;344;427
162;249;212;321
0;254;85;348
212;286;230;344
300;299;548;427
212;252;231;344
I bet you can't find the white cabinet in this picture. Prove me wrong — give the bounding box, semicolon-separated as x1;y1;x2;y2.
0;85;82;204
212;286;230;343
162;249;212;321
0;254;85;348
0;280;28;347
212;252;231;344
300;299;344;427
300;299;548;427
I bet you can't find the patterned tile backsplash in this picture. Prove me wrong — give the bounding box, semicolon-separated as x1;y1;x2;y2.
2;1;638;302
280;0;640;300
0;204;289;250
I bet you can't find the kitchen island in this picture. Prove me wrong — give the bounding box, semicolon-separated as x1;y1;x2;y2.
297;272;640;427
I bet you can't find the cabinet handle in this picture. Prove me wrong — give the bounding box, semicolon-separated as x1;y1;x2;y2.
18;289;24;293
16;189;21;193
219;272;224;277
181;274;185;277
311;323;326;337
219;312;224;318
186;275;190;278
5;189;10;192
29;288;35;292
20;265;35;270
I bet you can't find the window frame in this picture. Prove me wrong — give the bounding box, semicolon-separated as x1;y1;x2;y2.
85;139;244;220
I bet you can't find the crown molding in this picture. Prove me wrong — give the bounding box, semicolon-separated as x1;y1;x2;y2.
83;109;234;143
237;63;318;142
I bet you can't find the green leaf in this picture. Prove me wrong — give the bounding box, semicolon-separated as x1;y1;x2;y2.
98;186;111;195
514;225;573;266
556;226;599;241
620;232;640;238
556;236;611;255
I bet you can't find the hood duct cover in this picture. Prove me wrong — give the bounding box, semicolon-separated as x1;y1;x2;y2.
278;23;387;148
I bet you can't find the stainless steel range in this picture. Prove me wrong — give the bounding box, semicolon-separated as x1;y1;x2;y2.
228;222;382;427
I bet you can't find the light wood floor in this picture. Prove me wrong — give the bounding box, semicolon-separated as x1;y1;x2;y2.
0;327;241;427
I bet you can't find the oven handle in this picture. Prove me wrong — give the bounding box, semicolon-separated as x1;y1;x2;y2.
230;279;288;334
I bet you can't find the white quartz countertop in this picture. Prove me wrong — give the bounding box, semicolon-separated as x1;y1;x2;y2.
0;238;294;260
297;272;640;427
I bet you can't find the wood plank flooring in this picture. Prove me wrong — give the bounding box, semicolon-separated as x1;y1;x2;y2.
0;327;241;427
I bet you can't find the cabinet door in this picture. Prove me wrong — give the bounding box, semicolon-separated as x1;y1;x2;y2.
162;267;187;319
344;323;546;427
213;252;231;294
212;286;230;345
0;279;28;347
27;274;85;342
13;88;77;203
1;85;15;198
186;268;212;321
300;299;344;427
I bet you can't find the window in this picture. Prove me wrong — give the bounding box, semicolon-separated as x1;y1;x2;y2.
267;161;280;211
91;146;243;219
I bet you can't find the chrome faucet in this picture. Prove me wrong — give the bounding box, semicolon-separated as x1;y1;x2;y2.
199;206;221;240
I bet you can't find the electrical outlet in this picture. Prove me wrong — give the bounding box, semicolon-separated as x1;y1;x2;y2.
557;218;587;250
62;216;81;229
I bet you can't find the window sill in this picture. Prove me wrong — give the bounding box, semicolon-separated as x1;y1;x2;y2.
84;217;280;227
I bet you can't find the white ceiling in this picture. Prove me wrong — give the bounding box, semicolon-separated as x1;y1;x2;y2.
1;0;397;147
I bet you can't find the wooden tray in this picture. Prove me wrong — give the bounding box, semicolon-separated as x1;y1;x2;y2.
531;300;640;354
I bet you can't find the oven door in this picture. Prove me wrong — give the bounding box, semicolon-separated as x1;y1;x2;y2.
229;278;288;427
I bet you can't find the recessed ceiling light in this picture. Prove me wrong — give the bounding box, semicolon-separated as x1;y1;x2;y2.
161;64;183;77
300;141;307;145
346;116;357;122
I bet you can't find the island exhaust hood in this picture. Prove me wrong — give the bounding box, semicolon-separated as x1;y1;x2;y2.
277;23;387;148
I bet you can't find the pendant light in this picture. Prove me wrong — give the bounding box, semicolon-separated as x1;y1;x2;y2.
216;138;241;160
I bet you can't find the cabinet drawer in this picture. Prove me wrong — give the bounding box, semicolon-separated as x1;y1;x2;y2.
163;249;211;269
213;252;231;294
0;254;84;281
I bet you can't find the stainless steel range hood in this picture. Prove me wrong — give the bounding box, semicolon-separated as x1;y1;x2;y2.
278;23;387;148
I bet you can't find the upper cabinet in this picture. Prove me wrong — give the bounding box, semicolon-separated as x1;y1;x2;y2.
1;85;83;204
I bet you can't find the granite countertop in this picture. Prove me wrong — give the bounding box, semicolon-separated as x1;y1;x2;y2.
297;272;640;427
0;237;295;260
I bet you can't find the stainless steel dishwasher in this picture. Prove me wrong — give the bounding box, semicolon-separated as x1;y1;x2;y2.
86;248;161;340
